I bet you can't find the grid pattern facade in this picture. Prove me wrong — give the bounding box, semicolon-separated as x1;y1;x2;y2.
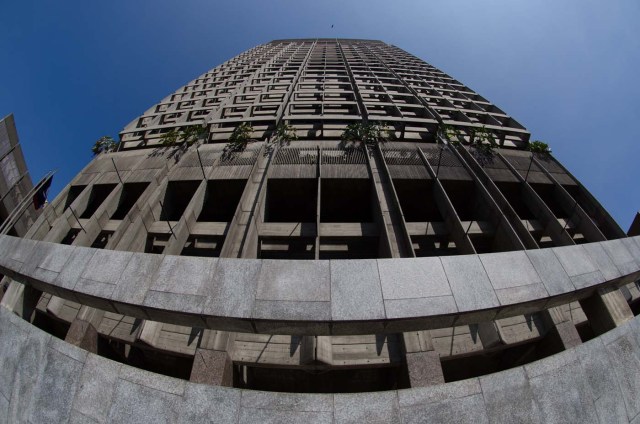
3;39;638;395
120;39;529;149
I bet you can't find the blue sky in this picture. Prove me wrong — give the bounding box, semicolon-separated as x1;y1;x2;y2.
1;0;639;229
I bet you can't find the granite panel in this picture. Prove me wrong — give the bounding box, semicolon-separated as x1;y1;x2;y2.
601;239;639;275
384;297;457;319
149;255;215;295
525;350;598;424
377;257;451;300
72;354;122;423
331;260;385;321
526;249;575;296
178;384;241;424
480;251;542;290
76;249;134;298
334;392;401;424
576;337;628;424
29;346;84;424
111;253;164;305
604;332;640;421
53;246;97;291
583;242;622;281
204;258;261;319
480;367;541;424
107;379;182;424
440;255;499;312
256;260;330;302
552;245;605;288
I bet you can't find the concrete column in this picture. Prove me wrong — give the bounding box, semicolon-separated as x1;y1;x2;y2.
65;306;105;353
539;307;582;353
580;286;634;335
403;331;444;387
0;280;41;321
190;348;234;386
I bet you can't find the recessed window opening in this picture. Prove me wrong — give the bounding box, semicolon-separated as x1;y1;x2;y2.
160;181;200;221
495;182;536;220
440;180;478;222
111;182;149;220
63;185;87;211
198;179;247;222
412;235;457;257
393;179;442;222
80;184;117;218
61;228;80;245
145;233;170;254
319;236;379;259
181;235;224;257
265;179;317;223
530;183;567;219
259;237;315;259
321;179;372;223
91;231;114;249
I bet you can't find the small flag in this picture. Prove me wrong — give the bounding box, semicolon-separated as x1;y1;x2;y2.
32;175;53;210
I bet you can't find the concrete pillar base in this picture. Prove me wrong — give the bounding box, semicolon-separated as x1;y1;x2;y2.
580;286;634;336
190;349;233;386
405;351;445;387
65;319;99;353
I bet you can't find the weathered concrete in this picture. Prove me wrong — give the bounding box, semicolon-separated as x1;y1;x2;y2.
2;306;640;422
1;234;639;335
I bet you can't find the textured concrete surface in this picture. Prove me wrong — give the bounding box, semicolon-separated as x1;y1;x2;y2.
2;306;640;422
1;234;640;334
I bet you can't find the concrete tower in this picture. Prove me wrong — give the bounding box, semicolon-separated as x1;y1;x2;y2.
0;39;639;422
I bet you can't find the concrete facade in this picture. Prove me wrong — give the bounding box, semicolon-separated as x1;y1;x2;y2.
0;39;639;419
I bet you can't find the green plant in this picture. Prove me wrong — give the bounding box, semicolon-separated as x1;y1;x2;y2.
437;124;463;147
160;129;180;147
269;122;298;148
527;140;551;154
469;126;496;155
91;136;118;156
226;122;255;152
181;125;208;146
341;121;391;149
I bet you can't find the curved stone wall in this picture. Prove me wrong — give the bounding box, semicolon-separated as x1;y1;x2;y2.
1;234;639;335
1;305;639;423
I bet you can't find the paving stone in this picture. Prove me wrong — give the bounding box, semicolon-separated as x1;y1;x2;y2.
576;337;628;424
238;407;333;424
177;384;241;424
334;392;401;424
5;322;51;423
107;379;182;424
377;257;451;300
525;350;598;424
440;255;499;312
479;367;541;424
72;354;122;423
204;258;261;319
29;346;84;424
256;260;330;302
603;332;640;421
240;390;333;412
331;260;384;321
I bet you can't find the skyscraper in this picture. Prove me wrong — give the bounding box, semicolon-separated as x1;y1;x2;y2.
0;39;639;422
